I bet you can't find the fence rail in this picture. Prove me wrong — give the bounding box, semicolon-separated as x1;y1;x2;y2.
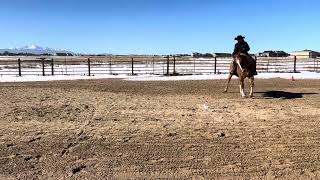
0;56;319;77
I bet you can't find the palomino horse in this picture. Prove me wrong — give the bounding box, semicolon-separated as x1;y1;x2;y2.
224;53;256;98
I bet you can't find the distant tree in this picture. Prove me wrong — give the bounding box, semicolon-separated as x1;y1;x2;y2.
193;52;201;58
204;53;214;58
56;53;73;56
41;53;53;56
3;51;11;56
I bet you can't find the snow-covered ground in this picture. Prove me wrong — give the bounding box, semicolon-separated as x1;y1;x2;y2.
0;72;319;82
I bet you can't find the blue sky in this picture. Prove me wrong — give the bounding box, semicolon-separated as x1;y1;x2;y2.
1;0;319;54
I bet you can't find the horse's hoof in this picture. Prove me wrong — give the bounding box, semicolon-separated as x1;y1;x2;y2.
223;89;228;93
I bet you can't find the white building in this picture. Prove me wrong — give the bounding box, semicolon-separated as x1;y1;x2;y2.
290;50;320;59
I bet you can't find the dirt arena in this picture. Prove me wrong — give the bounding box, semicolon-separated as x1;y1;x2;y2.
0;78;319;179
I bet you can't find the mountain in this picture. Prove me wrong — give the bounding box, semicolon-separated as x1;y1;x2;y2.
0;45;74;55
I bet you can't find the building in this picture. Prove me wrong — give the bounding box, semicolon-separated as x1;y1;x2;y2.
192;52;233;58
212;53;232;58
172;54;191;57
290;50;320;58
257;51;289;57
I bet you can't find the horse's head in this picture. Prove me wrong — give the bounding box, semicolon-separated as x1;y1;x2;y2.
235;53;255;76
235;53;247;66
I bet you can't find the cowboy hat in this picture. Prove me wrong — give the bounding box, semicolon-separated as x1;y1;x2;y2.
235;35;245;40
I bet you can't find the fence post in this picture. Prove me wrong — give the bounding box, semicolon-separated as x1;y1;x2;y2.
64;57;67;75
109;56;112;75
88;58;91;76
131;57;134;75
18;58;21;76
254;56;257;73
173;56;176;75
152;55;155;75
51;58;54;76
41;58;45;76
166;55;170;75
214;56;217;74
294;56;297;73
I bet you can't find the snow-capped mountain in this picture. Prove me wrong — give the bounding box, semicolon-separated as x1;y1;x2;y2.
0;45;74;55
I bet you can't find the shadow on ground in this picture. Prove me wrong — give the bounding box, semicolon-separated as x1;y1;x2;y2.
256;91;318;99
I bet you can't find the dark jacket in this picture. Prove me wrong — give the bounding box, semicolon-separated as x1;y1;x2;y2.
232;41;250;56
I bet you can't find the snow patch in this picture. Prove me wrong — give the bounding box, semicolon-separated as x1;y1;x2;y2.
0;72;319;83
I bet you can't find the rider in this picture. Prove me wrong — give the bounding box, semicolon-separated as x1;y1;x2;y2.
231;35;257;75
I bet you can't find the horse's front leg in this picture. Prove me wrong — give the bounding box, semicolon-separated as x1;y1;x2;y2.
239;78;246;97
249;76;255;98
224;74;233;93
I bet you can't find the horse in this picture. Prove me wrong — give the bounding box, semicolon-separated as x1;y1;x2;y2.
224;53;256;98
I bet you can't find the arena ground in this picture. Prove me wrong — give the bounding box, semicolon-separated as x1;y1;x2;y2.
0;78;319;179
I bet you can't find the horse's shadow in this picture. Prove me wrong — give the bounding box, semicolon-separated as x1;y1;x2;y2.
256;91;318;100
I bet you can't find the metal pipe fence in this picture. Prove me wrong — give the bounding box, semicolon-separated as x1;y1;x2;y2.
0;56;319;77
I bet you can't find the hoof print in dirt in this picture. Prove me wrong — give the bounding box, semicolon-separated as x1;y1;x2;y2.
60;142;79;157
15;116;23;120
77;130;90;141
72;165;86;174
78;134;90;141
123;137;132;142
163;124;170;128
168;132;177;137
68;165;87;176
12;103;95;122
28;136;42;143
24;156;33;161
60;149;67;157
234;145;240;149
6;143;15;148
217;132;226;138
35;155;42;160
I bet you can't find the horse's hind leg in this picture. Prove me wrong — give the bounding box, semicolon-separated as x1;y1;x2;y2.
224;74;233;93
249;76;255;98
